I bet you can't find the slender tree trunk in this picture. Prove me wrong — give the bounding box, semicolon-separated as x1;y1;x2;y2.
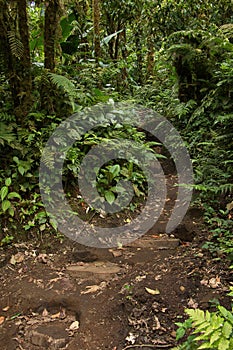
135;28;143;84
41;0;62;112
0;0;32;121
44;0;62;71
105;13;115;59
16;0;32;119
0;0;16;104
146;34;154;79
74;0;89;60
121;28;128;84
114;22;121;60
92;0;101;61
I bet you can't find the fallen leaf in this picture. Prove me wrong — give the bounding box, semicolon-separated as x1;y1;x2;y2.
226;201;233;211
51;311;61;319
209;277;221;289
187;298;198;309
200;279;208;286
145;287;160;295
69;320;79;331
124;218;131;223
10;252;24;265
125;332;136;344
42;308;49;317
0;316;5;325
81;282;107;294
153;315;161;330
2;306;10;312
135;275;146;282
154;275;162;281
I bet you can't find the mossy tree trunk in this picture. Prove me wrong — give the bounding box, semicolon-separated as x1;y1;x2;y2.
0;0;32;122
146;34;154;79
44;0;62;71
16;0;32;120
41;0;62;113
92;0;101;62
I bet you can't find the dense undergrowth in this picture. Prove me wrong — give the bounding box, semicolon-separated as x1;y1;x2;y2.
0;13;232;260
0;1;233;348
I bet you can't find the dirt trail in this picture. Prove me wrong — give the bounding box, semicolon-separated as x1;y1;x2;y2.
0;208;232;350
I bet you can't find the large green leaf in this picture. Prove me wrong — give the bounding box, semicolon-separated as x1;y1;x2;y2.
1;186;8;201
101;29;123;46
104;191;115;204
2;200;11;212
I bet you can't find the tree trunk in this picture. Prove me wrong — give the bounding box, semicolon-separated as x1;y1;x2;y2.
121;28;128;85
135;28;143;84
15;0;32;119
0;0;16;105
146;34;154;79
0;0;32;122
92;0;101;61
44;0;62;71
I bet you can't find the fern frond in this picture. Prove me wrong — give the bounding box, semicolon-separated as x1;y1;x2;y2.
7;30;24;59
48;73;76;97
47;72;76;110
0;113;16;122
167;43;195;56
0;122;16;146
40;148;56;170
218;183;233;194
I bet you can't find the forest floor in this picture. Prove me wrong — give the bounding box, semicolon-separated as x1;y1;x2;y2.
0;203;232;350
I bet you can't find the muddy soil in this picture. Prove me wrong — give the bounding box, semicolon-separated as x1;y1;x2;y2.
0;207;232;350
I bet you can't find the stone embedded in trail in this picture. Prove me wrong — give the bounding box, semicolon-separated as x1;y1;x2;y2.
28;322;69;349
127;236;180;249
66;261;121;275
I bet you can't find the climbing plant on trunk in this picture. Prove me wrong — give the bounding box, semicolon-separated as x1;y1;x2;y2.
0;0;32;122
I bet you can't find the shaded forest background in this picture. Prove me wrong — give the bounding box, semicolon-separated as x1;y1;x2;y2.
0;0;232;261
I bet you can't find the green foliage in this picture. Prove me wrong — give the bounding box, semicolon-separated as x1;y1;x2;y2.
173;288;233;350
202;205;233;261
7;30;24;59
0;0;233;248
0;122;16;146
61;116;162;209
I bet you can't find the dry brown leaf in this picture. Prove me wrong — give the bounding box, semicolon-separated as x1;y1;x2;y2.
187;297;198;309
2;306;10;312
51;311;61;319
10;252;24;265
69;320;79;331
154;275;162;281
200;279;208;286
145;287;160;295
81;282;106;294
209;277;221;289
42;308;49;317
0;316;5;325
135;275;146;282
153;315;161;330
